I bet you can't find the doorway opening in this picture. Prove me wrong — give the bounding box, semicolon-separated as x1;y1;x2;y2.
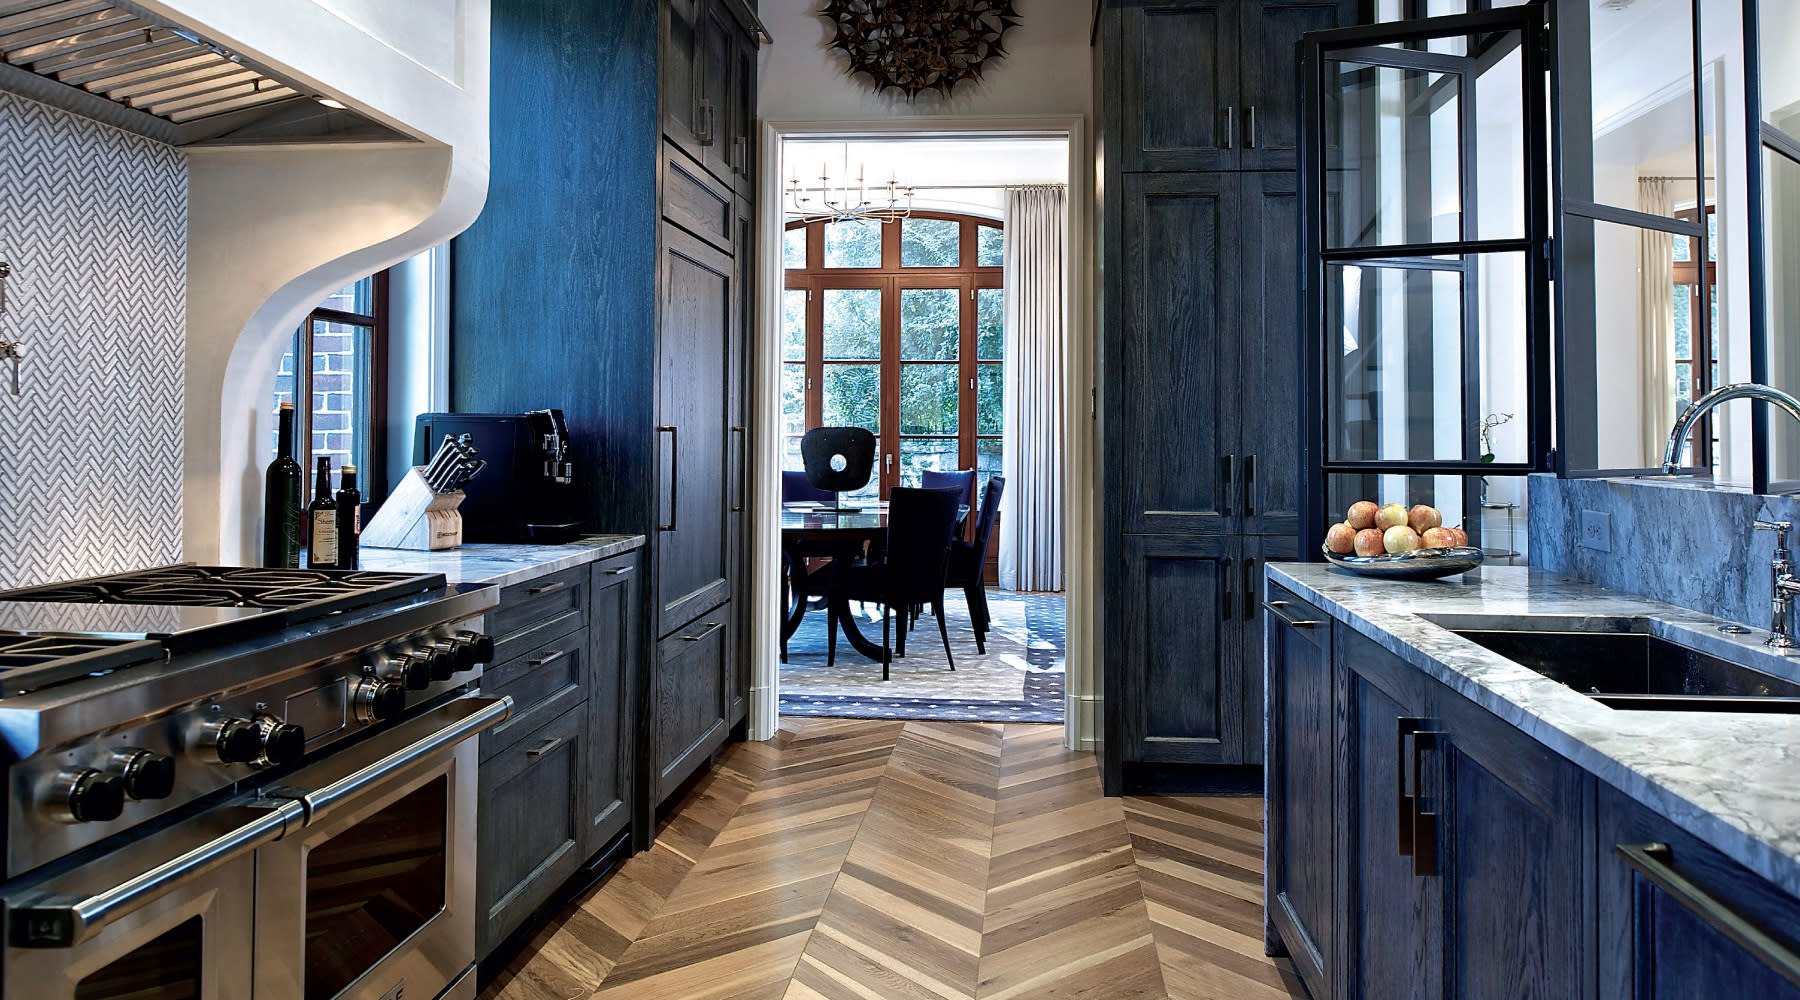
757;130;1079;730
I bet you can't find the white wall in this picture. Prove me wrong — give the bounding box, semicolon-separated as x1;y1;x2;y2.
143;0;490;564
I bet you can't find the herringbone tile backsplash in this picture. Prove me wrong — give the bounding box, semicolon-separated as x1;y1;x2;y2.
0;91;186;589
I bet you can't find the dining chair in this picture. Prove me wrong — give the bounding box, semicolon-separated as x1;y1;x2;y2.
920;468;977;527
831;486;963;679
946;476;1005;654
800;427;876;505
783;470;834;504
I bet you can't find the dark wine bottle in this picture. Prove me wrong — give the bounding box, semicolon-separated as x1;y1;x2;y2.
263;403;304;568
309;457;338;570
335;464;360;571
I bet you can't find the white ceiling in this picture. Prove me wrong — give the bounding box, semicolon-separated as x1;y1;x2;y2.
781;137;1069;217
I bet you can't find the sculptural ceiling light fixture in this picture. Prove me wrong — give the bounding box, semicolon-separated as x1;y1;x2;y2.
819;0;1021;100
786;148;915;225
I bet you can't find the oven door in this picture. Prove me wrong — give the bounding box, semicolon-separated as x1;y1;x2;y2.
254;694;510;1000
1;796;305;1000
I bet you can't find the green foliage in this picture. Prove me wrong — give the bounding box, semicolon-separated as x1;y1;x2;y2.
977;224;1004;267
901;288;959;360
823;364;879;433
977;288;1004;359
977;364;1003;435
902;218;959;267
824;220;882;267
783;289;807;361
781;364;806;436
823;288;881;359
784;227;807;268
900;365;958;434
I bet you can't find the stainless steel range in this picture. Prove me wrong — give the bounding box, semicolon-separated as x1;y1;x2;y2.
0;564;513;1000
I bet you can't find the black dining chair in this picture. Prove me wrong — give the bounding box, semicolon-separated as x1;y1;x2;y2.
800;427;876;508
832;486;963;679
946;476;1005;654
920;469;977;527
783;470;834;504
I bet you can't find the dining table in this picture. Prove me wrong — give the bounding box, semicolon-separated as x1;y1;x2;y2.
779;500;964;663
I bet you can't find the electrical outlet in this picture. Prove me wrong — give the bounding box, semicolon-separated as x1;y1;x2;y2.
1580;510;1612;552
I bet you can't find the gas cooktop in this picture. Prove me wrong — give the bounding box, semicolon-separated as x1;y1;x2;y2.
0;565;441;615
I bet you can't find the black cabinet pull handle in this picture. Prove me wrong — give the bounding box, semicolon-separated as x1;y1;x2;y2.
1411;729;1442;877
683;621;724;642
1617;843;1800;987
527;649;568;667
1243;558;1257;620
731;425;747;512
697;99;716;145
658;425;678;531
1243;455;1256;517
1264;601;1321;629
606;566;634;576
1397;717;1422;857
1221;557;1235;621
527;581;567;596
1244;105;1256;148
1223;105;1234;149
1221;454;1235;516
525;736;564;759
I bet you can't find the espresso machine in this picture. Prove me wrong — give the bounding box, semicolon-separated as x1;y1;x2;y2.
412;409;582;542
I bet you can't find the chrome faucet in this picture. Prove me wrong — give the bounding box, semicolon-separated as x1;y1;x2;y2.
1663;383;1800;474
1755;521;1800;648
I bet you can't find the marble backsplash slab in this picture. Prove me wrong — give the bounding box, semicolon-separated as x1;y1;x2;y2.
1528;473;1800;629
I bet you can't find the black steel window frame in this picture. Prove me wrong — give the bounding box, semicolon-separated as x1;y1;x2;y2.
1743;0;1800;495
1299;7;1554;553
288;270;390;505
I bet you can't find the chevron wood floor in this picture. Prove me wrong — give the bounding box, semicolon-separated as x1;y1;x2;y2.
481;719;1308;1000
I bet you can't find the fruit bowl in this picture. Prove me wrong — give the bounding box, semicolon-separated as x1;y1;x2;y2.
1321;544;1485;580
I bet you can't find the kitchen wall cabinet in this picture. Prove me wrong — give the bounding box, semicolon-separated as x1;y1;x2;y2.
663;0;757;195
1098;0;1359;793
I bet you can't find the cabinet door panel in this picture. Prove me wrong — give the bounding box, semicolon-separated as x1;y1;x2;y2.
478;703;587;957
663;0;703;162
1121;174;1240;535
1119;535;1243;763
658;224;734;634
585;555;638;853
1265;582;1333;995
654;606;731;803
1241;534;1297;768
695;0;734;184
1121;1;1237;170
1238;2;1354;170
1240;171;1302;537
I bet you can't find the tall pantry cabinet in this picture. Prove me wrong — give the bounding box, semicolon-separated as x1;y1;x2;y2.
1095;0;1359;794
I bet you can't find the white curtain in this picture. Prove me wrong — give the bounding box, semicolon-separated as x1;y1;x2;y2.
999;185;1066;593
1640;178;1676;461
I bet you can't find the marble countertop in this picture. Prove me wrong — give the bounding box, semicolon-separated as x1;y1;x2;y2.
1268;562;1800;899
359;534;645;589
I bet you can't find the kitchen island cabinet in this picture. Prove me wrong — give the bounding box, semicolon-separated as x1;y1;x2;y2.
1266;563;1800;998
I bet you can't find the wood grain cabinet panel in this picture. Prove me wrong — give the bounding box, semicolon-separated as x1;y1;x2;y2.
477;703;589;957
1238;171;1303;537
1264;584;1333;996
1236;1;1356;170
585;553;640;854
1120;1;1237;172
1117;535;1244;763
653;605;731;804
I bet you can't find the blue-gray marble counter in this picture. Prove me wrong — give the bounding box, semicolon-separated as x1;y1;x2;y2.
359;534;646;589
1268;562;1800;899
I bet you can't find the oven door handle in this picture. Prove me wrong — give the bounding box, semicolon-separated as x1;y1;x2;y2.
292;694;513;818
7;799;305;949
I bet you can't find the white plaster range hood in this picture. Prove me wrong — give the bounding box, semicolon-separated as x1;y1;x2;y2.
0;0;410;145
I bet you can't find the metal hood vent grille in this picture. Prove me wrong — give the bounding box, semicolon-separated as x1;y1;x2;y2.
0;0;411;145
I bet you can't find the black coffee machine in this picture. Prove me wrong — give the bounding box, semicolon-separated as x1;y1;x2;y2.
412;410;582;543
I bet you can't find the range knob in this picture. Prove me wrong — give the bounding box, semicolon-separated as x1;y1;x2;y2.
111;749;176;800
436;638;475;676
255;717;306;768
421;642;456;681
53;769;125;823
455;631;496;666
381;653;432;690
354;678;406;723
200;718;263;765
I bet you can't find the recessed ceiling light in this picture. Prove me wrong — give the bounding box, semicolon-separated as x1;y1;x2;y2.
317;97;346;110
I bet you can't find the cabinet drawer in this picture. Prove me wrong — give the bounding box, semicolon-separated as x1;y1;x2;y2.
490;566;589;645
480;629;588;761
653;605;730;803
477;701;588;957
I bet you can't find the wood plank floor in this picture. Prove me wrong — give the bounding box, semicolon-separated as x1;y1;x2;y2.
481;719;1308;1000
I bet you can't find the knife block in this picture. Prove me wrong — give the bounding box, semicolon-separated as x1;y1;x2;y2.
362;468;464;551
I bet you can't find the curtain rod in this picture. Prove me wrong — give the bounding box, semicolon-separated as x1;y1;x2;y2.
1640;175;1716;181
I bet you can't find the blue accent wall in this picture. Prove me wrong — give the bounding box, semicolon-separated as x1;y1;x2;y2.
450;0;659;533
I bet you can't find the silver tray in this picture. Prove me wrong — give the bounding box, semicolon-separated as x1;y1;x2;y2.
1321;543;1484;580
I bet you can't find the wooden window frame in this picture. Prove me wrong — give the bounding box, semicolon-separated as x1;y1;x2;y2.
1672;203;1717;468
289;270;390;505
783;211;1004;498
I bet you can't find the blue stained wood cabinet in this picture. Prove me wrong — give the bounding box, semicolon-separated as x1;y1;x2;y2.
1264;585;1334;996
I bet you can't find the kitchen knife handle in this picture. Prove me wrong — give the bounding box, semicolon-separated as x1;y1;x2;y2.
731;426;746;512
658;425;678;532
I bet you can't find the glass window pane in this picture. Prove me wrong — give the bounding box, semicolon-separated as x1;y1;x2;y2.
822;288;881;359
978;224;1004;267
1581;2;1698;218
1761;0;1800;133
1765;147;1800;484
899;437;958;487
1707;211;1717;261
782;364;806;436
1326;62;1464;247
784;435;803;473
977;288;1004;359
822;364;879;434
274;330;299;457
784;227;807;269
900;365;958;435
824;220;882;267
977;437;1003;482
901;217;960;266
324;276;372;316
1673;285;1692;358
76;915;203;1000
783;289;807;361
977;363;1003;436
310;318;373;498
900;288;959;360
1672;234;1691;262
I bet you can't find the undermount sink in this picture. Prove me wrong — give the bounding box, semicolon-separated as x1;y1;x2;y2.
1420;614;1800;713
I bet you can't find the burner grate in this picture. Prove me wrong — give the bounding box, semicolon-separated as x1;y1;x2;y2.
0;634;166;694
0;566;444;622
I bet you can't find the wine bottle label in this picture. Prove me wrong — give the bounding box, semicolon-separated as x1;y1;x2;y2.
311;513;338;566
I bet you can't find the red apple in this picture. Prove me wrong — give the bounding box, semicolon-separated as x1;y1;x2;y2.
1384;525;1423;553
1408;504;1443;534
1376;503;1410;530
1325;522;1358;554
1422;526;1458;549
1447;525;1468;547
1347;501;1379;530
1353;528;1386;557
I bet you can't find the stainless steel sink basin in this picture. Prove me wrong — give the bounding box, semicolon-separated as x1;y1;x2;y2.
1421;615;1800;713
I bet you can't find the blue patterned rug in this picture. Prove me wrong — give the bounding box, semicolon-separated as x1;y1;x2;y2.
778;591;1065;723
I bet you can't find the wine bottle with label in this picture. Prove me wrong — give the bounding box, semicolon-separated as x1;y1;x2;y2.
263;403;304;568
335;464;361;571
309;457;338;569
